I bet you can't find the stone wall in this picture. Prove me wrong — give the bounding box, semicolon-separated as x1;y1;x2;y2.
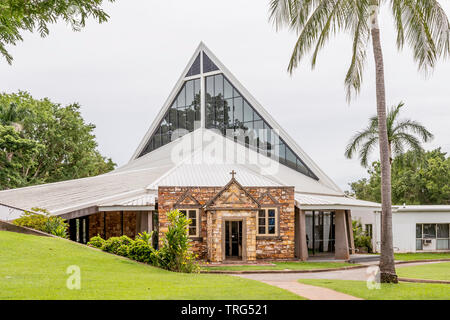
158;187;221;259
248;187;296;260
158;185;295;262
88;211;138;239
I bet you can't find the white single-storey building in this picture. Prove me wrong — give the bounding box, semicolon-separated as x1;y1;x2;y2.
353;205;450;253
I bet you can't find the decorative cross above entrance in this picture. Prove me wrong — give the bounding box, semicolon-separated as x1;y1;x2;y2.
230;170;236;179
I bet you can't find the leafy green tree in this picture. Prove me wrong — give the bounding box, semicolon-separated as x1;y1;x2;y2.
269;0;449;283
0;91;115;189
0;0;114;64
0;102;28;131
0;124;43;188
345;102;433;166
349;148;450;205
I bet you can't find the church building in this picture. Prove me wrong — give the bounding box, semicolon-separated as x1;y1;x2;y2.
0;43;379;262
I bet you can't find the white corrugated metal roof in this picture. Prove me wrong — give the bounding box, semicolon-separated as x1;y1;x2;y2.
100;193;157;207
0;167;166;215
393;205;450;213
144;129;342;195
0;128;354;216
149;163;282;188
295;193;380;209
0;204;25;221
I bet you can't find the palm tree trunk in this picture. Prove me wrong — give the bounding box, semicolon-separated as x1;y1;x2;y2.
370;8;398;283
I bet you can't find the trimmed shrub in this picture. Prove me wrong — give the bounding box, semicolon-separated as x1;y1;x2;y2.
127;239;155;264
13;208;68;238
101;235;133;255
87;235;105;249
116;244;130;257
85;210;199;273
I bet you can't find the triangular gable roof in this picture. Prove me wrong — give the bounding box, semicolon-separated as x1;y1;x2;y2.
130;42;341;192
257;191;280;206
174;188;202;208
204;177;260;210
130;42;205;161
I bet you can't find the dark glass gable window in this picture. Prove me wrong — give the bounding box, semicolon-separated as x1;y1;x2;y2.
205;73;318;180
138;78;201;157
203;52;219;73
186;53;201;77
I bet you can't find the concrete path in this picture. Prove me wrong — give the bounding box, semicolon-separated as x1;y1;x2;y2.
261;280;362;300
234;261;443;300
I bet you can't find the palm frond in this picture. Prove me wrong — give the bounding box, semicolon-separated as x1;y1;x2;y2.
393;0;450;73
392;132;424;154
359;135;379;167
269;0;318;32
269;0;294;30
391;136;406;157
345;126;377;159
386;102;404;137
391;0;406;49
393;119;434;141
419;0;450;59
344;1;370;101
270;0;357;73
311;0;350;68
287;1;336;72
368;114;379;131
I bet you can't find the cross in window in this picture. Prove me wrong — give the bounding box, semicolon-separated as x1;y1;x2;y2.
230;170;236;179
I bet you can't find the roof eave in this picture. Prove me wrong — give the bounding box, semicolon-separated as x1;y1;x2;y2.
98;205;155;212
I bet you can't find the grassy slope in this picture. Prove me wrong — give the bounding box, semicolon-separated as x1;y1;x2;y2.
394;253;450;261
397;262;450;281
298;279;450;300
0;231;302;300
202;261;356;271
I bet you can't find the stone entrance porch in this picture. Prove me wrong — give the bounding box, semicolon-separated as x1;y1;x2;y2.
158;175;296;263
207;210;256;263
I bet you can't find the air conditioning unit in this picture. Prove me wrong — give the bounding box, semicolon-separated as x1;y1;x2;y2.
423;239;432;245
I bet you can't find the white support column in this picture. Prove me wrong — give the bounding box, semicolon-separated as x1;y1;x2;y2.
148;211;153;233
200;51;206;129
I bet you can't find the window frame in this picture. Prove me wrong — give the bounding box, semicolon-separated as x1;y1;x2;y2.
416;223;450;251
203;73;319;180
257;207;279;237
179;209;200;238
138;77;200;158
365;224;373;238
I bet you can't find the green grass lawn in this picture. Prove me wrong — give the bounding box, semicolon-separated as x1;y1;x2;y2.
397;262;450;281
298;279;450;300
395;252;450;261
0;231;302;300
202;261;357;271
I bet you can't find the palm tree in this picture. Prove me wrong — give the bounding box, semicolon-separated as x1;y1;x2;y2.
345;102;433;166
269;0;449;283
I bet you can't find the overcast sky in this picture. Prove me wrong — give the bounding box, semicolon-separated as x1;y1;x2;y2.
1;1;449;191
